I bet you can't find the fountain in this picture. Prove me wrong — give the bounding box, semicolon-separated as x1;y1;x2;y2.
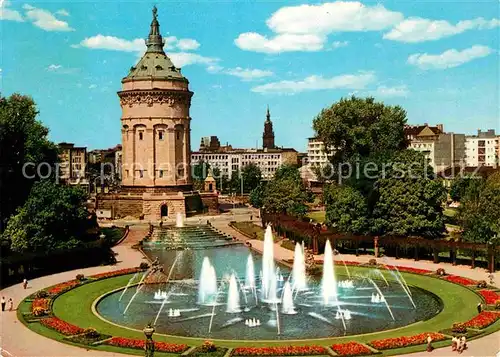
198;257;217;305
226;273;241;313
281;281;297;314
119;272;138;301
367;278;395;320
338;280;354;289
123;270;149;315
245;254;255;289
261;226;278;303
292;242;307;292
176;212;184;228
321;240;338;306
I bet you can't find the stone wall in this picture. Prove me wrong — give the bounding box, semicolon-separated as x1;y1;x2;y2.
96;194;144;218
200;192;219;214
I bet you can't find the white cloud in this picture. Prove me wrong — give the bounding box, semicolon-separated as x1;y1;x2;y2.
236;2;402;53
1;1;24;22
89;84;97;89
369;85;409;98
332;40;349;49
251;72;376;94
169;52;219;68
407;45;493;70
55;9;70;16
77;35;145;52
225;67;274;81
384;17;500;43
23;4;73;31
235;33;325;53
176;38;200;51
267;2;403;34
76;34;200;53
47;64;62;71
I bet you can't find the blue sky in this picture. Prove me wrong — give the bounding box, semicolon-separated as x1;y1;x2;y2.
1;0;499;151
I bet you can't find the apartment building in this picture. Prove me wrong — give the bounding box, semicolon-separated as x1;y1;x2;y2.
465;129;499;167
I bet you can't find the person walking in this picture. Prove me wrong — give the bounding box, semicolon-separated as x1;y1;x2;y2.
1;297;5;311
23;278;28;289
451;336;458;351
477;302;482;313
8;298;13;311
488;273;495;285
461;336;467;352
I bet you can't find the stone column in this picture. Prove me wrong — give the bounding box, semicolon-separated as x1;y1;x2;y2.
167;128;176;184
184;125;191;184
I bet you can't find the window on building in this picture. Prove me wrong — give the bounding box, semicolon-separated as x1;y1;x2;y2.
139;170;144;178
125;170;129;178
159;170;164;178
139;132;143;140
177;132;180;140
159;131;164;140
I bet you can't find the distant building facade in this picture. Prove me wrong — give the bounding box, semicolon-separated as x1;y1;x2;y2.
58;142;89;187
307;137;333;167
199;136;221;151
191;148;298;180
465;129;499;167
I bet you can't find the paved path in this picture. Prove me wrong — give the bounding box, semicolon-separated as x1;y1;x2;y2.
1;221;499;357
0;227;147;357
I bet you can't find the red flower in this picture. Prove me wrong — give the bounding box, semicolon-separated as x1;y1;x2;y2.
444;275;477;286
232;345;328;356
104;337;188;353
47;280;80;295
331;342;373;356
462;311;500;329
478;290;500;304
31;298;50;312
40;317;84;336
369;332;446;350
90;268;140;280
393;266;432;275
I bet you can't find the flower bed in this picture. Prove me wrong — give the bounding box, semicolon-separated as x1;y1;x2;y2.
394;266;432;275
40;317;85;335
443;275;477;286
31;298;50;312
104;337;188;353
89;268;140;280
369;332;446;350
331;342;373;356
232;345;328;356
462;311;500;329
479;290;500;304
47;280;80;295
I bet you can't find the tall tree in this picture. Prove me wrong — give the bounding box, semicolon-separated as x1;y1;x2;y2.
0;94;59;231
241;163;262;193
261;165;311;217
324;185;368;234
371;150;446;238
312;96;407;166
459;171;500;243
2;181;94;254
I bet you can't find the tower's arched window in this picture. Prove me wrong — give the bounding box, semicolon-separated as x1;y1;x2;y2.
139;132;143;140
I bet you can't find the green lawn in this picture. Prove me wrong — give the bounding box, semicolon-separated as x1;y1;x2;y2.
38;267;493;353
231;221;265;240
306;211;326;223
101;226;126;245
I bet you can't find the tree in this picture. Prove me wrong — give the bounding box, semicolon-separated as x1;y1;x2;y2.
2;181;95;254
324;185;368;234
241;163;262;193
459;171;500;243
261;165;311;217
249;182;266;208
371;150;446;238
312;96;407;166
0;94;59;231
449;175;485;202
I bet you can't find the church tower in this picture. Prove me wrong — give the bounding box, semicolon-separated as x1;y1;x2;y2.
118;6;193;190
262;106;275;149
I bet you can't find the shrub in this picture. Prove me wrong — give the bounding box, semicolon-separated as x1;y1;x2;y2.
436;268;446;276
368;259;377;266
200;340;216;353
139;262;149;270
477;280;487;288
83;328;100;338
34;290;48;299
76;274;85;281
451;323;467;334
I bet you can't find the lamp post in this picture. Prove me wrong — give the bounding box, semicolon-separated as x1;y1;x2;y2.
143;323;155;357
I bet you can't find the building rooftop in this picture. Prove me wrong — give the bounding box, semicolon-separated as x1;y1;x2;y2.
123;6;187;82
